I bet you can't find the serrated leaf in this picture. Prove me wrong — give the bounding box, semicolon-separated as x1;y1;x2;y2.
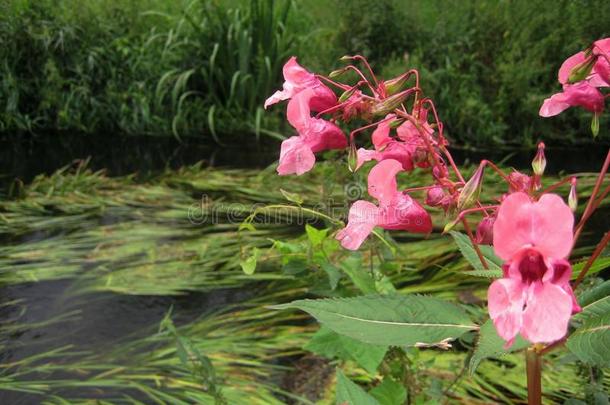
449;231;503;275
463;270;502;278
369;379;407;405
272;294;477;346
240;247;260;275
336;369;380;405
469;319;529;373
575;280;610;321
305;327;387;374
566;313;610;367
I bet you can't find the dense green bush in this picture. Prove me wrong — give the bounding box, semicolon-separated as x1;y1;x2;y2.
328;0;610;147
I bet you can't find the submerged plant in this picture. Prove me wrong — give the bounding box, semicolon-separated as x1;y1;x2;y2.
263;40;610;403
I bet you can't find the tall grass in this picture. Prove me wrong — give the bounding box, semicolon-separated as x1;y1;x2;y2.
0;0;294;140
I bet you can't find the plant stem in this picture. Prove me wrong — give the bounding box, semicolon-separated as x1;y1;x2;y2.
572;230;610;289
573;148;610;243
526;348;542;405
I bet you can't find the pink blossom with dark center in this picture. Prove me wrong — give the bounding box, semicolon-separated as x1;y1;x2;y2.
337;159;432;250
488;192;580;347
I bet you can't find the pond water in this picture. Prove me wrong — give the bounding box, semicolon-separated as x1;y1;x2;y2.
0;132;608;403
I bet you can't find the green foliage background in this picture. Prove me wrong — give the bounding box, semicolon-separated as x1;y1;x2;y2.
1;0;610;146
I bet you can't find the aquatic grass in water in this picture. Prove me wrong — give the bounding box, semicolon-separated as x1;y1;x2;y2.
0;162;608;402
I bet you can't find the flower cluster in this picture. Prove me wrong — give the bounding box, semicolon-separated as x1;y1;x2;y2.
265;41;608;346
540;38;610;135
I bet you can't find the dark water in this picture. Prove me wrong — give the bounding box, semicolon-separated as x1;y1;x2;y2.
1;133;609;185
0;132;608;402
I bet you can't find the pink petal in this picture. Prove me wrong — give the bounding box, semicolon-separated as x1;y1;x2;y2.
336;200;379;250
488;278;525;345
367;159;403;204
356;148;379;171
493;193;573;260
558;52;587;84
378;143;414;171
377;193;432;233
264;89;290;109
521;282;572;343
530;194;574;259
545;259;581;314
305;119;347;152
277;137;315;176
287;88;314;130
371;115;394;149
539;92;571;117
283;56;314;84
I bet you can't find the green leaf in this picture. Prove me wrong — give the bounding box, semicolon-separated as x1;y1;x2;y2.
566;313;610;367
240;247;260;275
272;294;477;346
321;262;342;290
572;257;610;279
463;270;502;278
305;327;387;374
469;319;529;373
336;369;380;405
449;231;503;275
575;280;610;321
340;253;377;294
369;379;407;405
306;224;328;247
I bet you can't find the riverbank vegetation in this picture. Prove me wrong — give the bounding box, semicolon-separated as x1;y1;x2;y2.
2;0;609;146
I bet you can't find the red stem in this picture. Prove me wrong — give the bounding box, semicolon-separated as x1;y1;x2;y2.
572;231;610;289
526;348;542;405
574;149;610;243
461;217;489;269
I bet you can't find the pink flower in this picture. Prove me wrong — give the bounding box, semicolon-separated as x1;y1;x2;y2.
264;57;337;111
355;116;414;171
277;89;347;175
558;51;609;88
488;192;580;347
337;159;432;250
539;81;605;117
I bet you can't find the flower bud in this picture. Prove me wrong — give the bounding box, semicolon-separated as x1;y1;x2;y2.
568;177;578;212
433;163;449;180
347;140;358;172
475;216;495;245
339;55;353;61
531;142;546;177
443;217;460;234
568;56;597;83
339;87;357;103
383;74;409;96
591;112;600;137
425;186;445;207
371;91;409;116
457;163;485;211
329;68;347;78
